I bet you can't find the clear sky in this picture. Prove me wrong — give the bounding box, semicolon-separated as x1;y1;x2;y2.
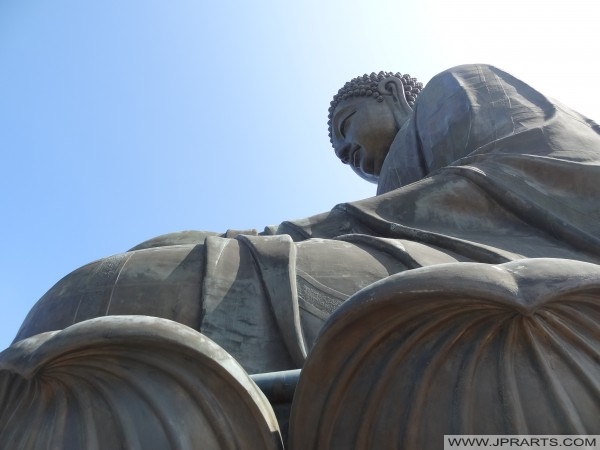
0;0;597;350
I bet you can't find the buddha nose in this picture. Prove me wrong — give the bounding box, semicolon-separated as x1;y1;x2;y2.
337;143;352;164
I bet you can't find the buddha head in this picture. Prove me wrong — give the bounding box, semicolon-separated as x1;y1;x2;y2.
328;72;423;183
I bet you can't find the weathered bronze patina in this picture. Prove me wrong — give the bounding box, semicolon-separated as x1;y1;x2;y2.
1;64;599;448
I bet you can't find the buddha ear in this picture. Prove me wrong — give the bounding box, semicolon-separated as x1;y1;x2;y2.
378;76;413;124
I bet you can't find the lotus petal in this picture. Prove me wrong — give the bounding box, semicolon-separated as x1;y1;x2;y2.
0;315;282;450
289;259;600;449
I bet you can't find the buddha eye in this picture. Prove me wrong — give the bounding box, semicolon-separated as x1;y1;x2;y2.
340;110;356;138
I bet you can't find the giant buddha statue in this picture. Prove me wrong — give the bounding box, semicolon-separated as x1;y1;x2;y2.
1;64;599;449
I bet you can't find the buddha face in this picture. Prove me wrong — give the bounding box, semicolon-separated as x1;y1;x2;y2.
331;96;404;183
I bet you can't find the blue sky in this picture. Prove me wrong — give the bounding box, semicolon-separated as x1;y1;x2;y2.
1;0;597;349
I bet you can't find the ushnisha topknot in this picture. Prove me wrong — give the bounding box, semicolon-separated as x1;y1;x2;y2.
328;71;423;143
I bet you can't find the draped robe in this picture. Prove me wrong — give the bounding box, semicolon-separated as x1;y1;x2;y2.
14;64;600;374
